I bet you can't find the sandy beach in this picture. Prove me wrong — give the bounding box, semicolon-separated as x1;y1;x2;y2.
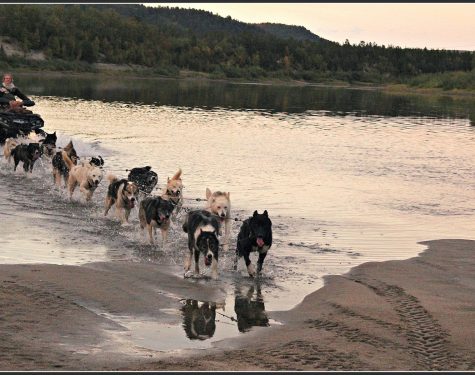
0;238;473;371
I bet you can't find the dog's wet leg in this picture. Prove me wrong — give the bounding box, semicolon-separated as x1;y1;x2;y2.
86;190;93;202
147;225;154;245
104;198;113;217
223;220;231;252
184;250;192;274
194;249;200;275
68;179;76;200
80;184;92;201
211;258;218;280
257;251;267;274
243;253;256;277
160;228;168;250
233;249;239;271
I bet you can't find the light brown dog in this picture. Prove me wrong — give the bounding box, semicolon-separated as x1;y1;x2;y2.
65;157;103;202
104;175;139;224
161;168;183;219
205;188;231;252
3;138;19;163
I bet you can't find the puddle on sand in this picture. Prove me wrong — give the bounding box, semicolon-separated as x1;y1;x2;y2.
103;283;280;352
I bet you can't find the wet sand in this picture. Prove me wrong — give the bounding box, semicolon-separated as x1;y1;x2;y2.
1;239;475;370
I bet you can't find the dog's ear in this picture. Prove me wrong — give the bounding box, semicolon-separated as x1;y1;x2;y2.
64;140;73;151
253;210;258;217
206;188;212;200
172;168;182;181
145;166;152;171
263;210;268;217
167;177;170;182
226;192;230;200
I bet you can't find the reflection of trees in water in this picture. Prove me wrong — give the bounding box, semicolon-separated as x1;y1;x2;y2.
17;73;475;122
181;299;217;340
234;282;269;333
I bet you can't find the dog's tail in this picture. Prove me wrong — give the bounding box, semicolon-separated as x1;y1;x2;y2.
106;174;118;184
171;168;182;181
61;150;75;170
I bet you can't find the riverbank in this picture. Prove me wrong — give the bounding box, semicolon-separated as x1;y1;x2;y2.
13;67;475;99
0;239;474;370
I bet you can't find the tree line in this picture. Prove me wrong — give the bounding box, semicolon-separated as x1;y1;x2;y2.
0;4;472;83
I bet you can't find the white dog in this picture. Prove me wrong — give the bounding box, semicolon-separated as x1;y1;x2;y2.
205;188;231;252
67;160;104;202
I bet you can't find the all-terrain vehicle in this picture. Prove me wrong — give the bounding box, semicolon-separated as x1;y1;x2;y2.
0;107;45;144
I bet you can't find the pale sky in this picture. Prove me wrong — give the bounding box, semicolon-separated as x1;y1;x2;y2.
150;3;475;51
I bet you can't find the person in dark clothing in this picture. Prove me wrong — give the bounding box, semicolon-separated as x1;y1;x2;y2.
0;73;35;111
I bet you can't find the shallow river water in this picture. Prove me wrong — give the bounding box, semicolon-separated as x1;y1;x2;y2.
1;74;475;350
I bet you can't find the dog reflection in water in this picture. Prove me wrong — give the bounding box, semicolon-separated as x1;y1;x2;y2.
234;283;269;333
181;300;217;340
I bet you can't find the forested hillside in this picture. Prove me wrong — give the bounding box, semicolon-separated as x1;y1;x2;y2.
0;4;472;84
254;23;326;43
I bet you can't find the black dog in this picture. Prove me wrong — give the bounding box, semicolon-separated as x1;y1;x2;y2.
234;210;273;277
182;209;221;279
42;131;57;146
234;284;269;333
181;299;217;340
127;166;158;195
11;143;42;173
39;131;57;157
138;196;175;246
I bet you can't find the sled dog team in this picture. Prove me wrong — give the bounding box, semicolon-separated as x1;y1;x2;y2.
2;132;273;280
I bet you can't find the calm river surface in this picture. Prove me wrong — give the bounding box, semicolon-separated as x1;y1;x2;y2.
1;73;475;349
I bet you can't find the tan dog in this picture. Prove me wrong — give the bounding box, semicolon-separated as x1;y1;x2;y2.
205;188;231;252
52;140;79;187
3;138;19;163
162;168;183;219
65;156;103;202
104;175;139;224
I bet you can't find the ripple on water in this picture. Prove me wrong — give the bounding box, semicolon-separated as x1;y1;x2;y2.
2;93;475;348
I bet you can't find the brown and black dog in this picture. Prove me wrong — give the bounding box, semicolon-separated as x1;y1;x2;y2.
38;131;57;158
139;195;175;246
52;140;78;187
104;175;140;224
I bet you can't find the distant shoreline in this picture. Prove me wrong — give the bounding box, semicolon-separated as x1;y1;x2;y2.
14;68;475;99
